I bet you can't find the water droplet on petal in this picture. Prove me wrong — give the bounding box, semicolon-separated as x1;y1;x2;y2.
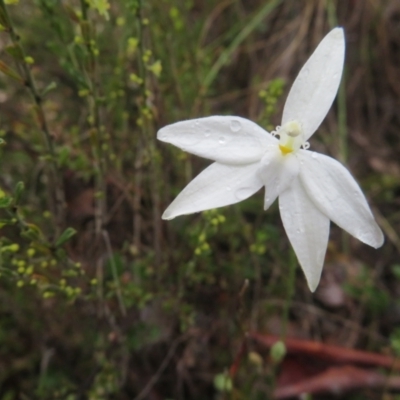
311;152;318;159
235;187;254;200
333;73;338;79
219;136;226;144
204;128;211;137
230;119;241;132
195;120;200;126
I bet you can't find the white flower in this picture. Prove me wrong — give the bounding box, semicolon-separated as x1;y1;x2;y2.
157;28;384;291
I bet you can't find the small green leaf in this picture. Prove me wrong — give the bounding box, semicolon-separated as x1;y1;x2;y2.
87;0;110;20
55;227;77;247
391;264;400;279
5;44;24;61
0;196;12;208
24;56;34;65
213;372;233;392
14;181;24;205
64;5;80;23
21;224;43;241
147;60;162;78
0;218;11;228
0;8;9;28
42;81;57;96
270;340;286;363
0;60;23;82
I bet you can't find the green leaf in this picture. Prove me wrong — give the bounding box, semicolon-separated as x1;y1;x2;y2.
55;227;77;247
64;4;80;23
21;224;43;241
213;372;233;392
0;7;9;28
270;340;286;363
5;44;24;61
42;81;57;96
0;60;23;82
0;196;12;208
0;218;11;228
14;181;24;205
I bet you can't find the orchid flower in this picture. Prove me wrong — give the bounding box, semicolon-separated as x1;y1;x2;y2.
157;28;384;291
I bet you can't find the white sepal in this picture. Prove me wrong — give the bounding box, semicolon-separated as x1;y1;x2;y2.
279;178;330;292
282;27;345;140
299;151;384;248
257;148;300;210
162;161;263;220
157;116;276;165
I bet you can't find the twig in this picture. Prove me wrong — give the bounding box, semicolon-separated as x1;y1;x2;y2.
133;152;143;254
102;230;126;317
373;206;400;253
79;0;106;236
134;0;162;270
133;335;187;400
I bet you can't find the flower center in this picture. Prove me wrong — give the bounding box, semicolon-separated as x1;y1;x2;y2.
276;120;305;155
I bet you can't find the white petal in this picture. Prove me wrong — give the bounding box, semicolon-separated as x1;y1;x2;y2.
282;27;345;140
157;116;276;164
299;151;384;248
279;179;330;292
257;147;300;210
162;162;263;220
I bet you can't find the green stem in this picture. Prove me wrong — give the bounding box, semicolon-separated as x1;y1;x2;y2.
79;0;106;235
134;0;162;270
281;249;296;339
325;0;349;254
136;0;147;91
102;230;126;316
202;0;282;90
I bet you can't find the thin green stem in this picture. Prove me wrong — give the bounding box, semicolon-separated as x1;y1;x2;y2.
136;0;147;93
281;249;297;339
79;0;106;235
202;0;282;90
326;0;350;254
134;0;162;270
102;230;126;317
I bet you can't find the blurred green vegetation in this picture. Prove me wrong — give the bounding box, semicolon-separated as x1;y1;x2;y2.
0;0;399;399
